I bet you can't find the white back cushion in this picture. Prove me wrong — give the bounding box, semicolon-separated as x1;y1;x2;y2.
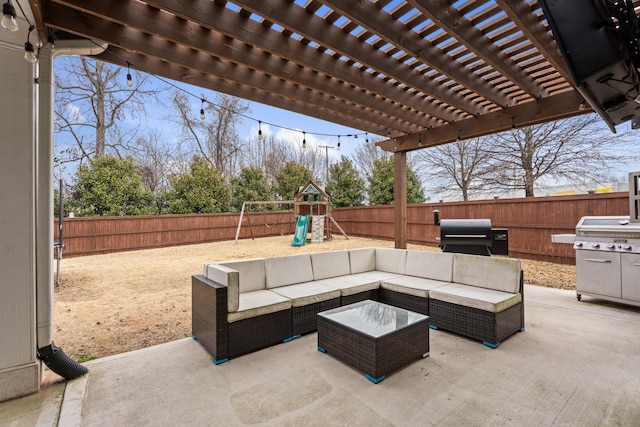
375;248;407;274
204;263;240;312
452;254;521;293
219;258;266;293
349;248;376;273
311;250;351;280
406;250;453;282
265;254;314;289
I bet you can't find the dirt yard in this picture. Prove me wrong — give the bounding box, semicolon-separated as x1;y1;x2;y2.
54;236;576;361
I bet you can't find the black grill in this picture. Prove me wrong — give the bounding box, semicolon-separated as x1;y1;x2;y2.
439;219;508;256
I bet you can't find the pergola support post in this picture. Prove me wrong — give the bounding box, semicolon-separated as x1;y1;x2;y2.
394;151;407;249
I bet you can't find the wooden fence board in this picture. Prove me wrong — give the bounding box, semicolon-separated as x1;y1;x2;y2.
55;193;630;263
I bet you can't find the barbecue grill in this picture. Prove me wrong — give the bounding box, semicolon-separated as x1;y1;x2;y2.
439;219;509;256
573;216;640;306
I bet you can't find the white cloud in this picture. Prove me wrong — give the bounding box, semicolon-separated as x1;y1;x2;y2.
66;103;85;123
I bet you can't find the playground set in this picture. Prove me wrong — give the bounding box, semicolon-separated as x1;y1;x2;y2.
233;180;348;246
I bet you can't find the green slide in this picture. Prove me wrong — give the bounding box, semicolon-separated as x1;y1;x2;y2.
291;215;310;247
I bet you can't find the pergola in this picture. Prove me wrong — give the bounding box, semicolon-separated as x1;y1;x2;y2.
29;0;601;248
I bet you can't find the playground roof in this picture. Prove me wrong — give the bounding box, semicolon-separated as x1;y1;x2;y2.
29;0;608;152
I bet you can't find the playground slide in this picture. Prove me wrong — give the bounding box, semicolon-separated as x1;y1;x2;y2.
291;215;310;247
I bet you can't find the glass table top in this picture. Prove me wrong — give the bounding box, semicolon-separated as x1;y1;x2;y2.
318;300;429;338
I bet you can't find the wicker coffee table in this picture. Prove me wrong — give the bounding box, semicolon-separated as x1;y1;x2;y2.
317;300;429;383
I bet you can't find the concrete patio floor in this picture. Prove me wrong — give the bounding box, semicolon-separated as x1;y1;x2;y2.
3;285;640;426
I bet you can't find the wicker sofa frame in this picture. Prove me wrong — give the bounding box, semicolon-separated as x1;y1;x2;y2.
428;271;525;348
192;249;525;363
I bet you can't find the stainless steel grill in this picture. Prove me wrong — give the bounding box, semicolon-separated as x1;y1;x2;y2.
573;216;640;306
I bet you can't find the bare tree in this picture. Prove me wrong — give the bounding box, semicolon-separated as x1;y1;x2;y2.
171;91;248;178
54;57;160;162
241;133;325;184
415;138;496;201
351;137;388;180
134;130;177;193
485;114;634;197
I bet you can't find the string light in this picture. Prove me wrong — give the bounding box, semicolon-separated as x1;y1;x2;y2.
1;0;18;32
337;135;341;151
47;28;56;51
126;62;133;87
302;131;306;149
24;25;37;63
97;43;372;144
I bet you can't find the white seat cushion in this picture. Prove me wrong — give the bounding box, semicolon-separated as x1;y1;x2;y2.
352;271;403;281
270;281;340;307
321;274;381;297
429;283;522;313
381;275;449;298
227;290;291;323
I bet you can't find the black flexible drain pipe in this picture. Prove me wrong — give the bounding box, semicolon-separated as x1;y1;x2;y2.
37;343;88;380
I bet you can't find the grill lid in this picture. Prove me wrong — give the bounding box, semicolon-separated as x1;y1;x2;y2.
575;216;640;238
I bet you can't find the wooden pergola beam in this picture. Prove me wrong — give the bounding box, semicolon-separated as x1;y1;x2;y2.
376;90;587;152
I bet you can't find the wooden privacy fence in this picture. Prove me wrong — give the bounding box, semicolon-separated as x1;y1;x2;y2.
55;210;297;257
55;192;630;263
333;192;629;264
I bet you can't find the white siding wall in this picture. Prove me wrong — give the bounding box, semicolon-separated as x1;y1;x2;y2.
0;28;40;401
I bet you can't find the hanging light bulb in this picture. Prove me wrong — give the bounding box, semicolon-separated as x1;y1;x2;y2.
24;26;37;63
24;40;37;63
47;35;55;51
365;132;369;143
200;99;205;120
302;132;306;149
258;121;263;140
126;63;133;87
337;136;341;151
2;1;18;32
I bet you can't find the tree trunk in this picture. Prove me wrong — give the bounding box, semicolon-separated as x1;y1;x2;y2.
95;94;105;157
524;174;535;197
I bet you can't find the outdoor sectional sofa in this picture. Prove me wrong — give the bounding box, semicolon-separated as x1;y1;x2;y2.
192;248;524;364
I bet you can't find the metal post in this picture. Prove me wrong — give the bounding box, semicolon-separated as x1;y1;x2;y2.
319;145;333;185
56;177;63;287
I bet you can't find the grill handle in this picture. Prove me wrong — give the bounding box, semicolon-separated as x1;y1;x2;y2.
585;258;612;263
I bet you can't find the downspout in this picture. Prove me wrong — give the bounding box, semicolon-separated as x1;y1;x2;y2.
35;39;107;379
